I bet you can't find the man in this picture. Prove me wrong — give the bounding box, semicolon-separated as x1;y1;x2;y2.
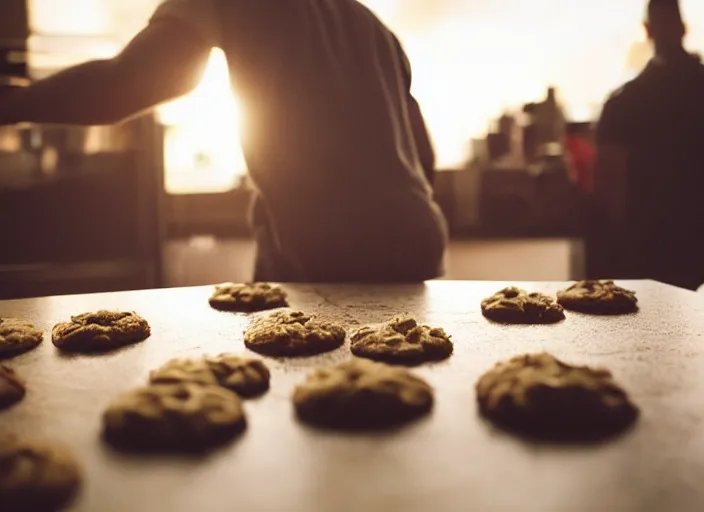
0;0;447;283
593;0;704;290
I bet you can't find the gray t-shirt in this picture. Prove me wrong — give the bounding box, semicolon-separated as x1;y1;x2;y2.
152;0;447;281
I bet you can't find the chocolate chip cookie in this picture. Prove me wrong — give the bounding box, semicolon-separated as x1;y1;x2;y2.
350;315;453;365
209;282;288;312
205;354;270;397
0;365;25;411
476;353;639;441
102;383;246;453
0;318;43;359
244;310;345;357
293;359;434;429
557;280;638;314
0;437;82;512
150;354;271;397
481;287;565;324
149;357;217;387
52;311;151;353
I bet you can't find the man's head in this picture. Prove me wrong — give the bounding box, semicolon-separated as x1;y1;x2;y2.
645;0;685;53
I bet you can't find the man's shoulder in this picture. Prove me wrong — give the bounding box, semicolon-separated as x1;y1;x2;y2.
342;0;389;23
604;74;644;107
331;0;398;39
596;77;643;142
605;84;627;104
151;0;220;46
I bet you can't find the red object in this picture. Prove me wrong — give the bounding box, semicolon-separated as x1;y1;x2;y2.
564;134;596;193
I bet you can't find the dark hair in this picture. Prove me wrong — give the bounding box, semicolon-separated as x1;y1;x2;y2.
647;0;682;20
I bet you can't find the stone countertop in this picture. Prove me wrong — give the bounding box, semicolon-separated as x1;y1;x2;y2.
1;280;703;512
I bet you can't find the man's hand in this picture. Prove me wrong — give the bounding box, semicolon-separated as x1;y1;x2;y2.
0;17;211;126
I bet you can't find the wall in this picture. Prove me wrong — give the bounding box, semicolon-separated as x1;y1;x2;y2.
364;0;704;166
25;1;704;180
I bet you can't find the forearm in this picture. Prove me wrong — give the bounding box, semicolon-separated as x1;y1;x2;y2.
0;60;127;126
0;16;212;127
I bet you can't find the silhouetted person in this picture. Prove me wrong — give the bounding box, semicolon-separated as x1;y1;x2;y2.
593;0;704;290
0;0;447;283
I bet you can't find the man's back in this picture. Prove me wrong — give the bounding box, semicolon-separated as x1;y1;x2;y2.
600;54;704;235
153;0;447;281
215;0;426;192
596;53;704;287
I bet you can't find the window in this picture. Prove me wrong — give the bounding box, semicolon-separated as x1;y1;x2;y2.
27;0;704;191
158;49;246;194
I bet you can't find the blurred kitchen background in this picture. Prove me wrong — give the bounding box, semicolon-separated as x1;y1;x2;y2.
2;0;703;298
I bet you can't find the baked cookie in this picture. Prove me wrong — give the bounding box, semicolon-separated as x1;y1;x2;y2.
205;354;270;397
476;353;639;441
293;359;434;429
557;280;638;314
0;318;43;358
149;357;218;387
0;437;81;512
0;365;25;411
350;315;453;365
150;354;271;397
52;311;150;353
209;282;288;312
102;383;246;452
481;287;565;324
244;310;345;357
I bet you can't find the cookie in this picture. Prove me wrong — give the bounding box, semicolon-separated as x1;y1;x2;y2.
0;318;43;358
52;311;151;353
205;354;271;397
476;353;639;441
102;383;246;453
244;310;345;357
293;359;433;429
350;315;453;365
0;365;25;410
557;280;638;314
150;354;271;397
209;282;288;312
0;437;81;512
481;287;565;324
149;357;218;387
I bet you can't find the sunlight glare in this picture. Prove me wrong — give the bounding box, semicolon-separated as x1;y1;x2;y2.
25;0;690;193
152;0;704;188
158;49;246;194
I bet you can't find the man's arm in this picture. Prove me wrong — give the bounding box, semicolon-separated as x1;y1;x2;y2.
0;17;211;126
